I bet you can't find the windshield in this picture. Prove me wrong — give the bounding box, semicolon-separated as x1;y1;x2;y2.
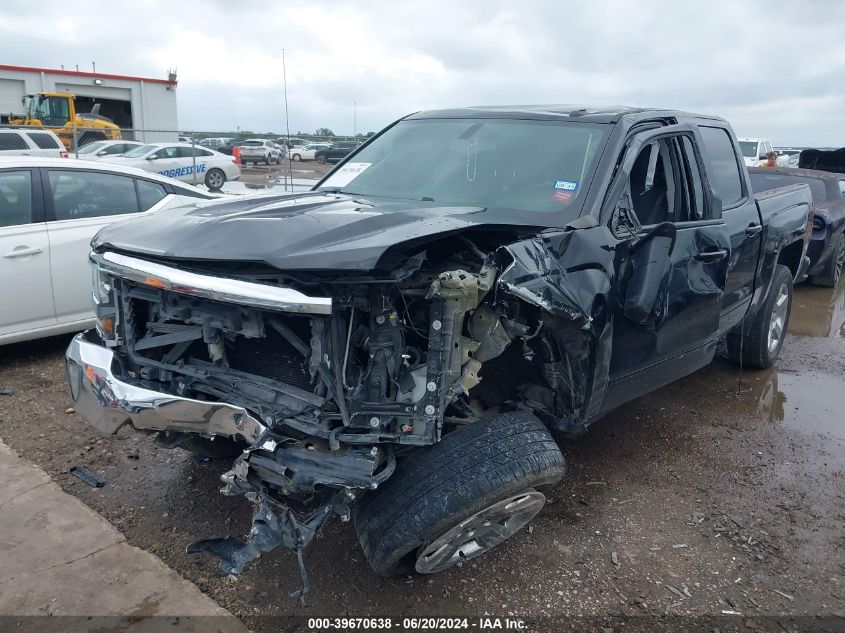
739;141;760;158
317;118;607;214
122;144;157;158
749;173;827;203
78;141;107;155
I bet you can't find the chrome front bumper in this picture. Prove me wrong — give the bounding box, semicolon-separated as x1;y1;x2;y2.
65;332;267;443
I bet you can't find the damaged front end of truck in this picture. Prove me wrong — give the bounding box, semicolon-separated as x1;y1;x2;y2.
67;209;614;601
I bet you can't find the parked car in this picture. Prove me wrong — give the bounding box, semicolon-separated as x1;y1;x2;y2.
775;148;801;167
0;157;215;345
67;106;811;597
288;142;330;162
750;167;845;286
104;142;240;190
738;137;774;167
0;128;68;158
314;141;359;164
74;140;145;160
217;139;250;156
276;137;308;149
238;139;283;165
199;137;234;150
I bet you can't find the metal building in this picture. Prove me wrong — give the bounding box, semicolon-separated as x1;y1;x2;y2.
0;64;178;142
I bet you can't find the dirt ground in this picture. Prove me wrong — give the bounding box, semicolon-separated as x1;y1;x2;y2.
1;279;843;631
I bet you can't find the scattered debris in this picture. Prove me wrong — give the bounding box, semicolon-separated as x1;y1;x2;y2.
611;551;620;567
64;407;76;414
727;514;745;529
740;590;760;607
771;589;795;602
586;481;606;486
672;543;688;549
0;388;14;396
69;466;106;488
665;584;687;600
191;454;210;464
721;610;742;615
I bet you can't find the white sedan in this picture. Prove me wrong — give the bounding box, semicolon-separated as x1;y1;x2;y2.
74;140;145;160
0;156;215;345
288;143;330;162
105;142;241;191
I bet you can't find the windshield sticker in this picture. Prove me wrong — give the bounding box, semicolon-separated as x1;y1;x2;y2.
323;162;372;188
553;190;574;205
553;180;578;191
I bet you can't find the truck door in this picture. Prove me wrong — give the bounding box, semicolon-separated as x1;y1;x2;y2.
602;125;730;409
697;125;762;333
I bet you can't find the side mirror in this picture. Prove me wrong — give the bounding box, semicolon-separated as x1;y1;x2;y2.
97;151;107;156
146;155;156;160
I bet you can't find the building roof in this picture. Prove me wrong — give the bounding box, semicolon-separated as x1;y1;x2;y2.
0;64;176;86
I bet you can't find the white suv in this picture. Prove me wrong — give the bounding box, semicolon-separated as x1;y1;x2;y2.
0;128;68;158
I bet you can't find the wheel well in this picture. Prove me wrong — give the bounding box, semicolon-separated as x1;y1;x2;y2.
777;240;804;279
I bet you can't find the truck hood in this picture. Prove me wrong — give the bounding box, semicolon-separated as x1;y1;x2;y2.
93;192;547;271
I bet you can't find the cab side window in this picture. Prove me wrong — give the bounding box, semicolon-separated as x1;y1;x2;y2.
698;126;745;209
628;140;676;225
839;180;845;200
0;171;33;227
49;170;140;220
627;135;708;226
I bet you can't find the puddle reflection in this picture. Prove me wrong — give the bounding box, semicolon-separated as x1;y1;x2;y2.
789;277;845;337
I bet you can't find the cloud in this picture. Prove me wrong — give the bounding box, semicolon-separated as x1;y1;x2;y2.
1;0;843;145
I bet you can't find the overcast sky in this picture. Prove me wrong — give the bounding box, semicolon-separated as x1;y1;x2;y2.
2;0;843;145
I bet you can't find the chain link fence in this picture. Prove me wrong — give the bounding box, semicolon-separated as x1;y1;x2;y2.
0;123;335;192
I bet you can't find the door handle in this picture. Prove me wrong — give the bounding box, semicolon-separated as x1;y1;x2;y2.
745;223;763;236
694;248;728;263
3;246;43;258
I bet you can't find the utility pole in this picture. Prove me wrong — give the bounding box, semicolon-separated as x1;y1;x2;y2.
282;49;292;192
92;61;96;74
354;101;357;137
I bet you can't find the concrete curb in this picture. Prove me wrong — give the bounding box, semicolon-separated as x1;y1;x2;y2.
0;439;248;631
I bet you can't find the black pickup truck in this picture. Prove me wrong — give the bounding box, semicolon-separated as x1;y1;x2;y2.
66;106;811;599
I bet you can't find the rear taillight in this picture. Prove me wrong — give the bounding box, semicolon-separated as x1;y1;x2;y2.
60;151;69;158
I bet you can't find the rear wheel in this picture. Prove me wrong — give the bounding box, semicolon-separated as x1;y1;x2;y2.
204;168;226;191
291;153;301;162
316;154;327;164
353;412;565;577
810;233;845;288
727;263;793;369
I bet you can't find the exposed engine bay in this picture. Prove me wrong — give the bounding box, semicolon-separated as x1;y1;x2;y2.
85;231;596;602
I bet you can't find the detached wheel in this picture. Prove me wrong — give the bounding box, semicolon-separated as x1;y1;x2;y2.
727;263;793;369
316;154;327;164
204;168;226;191
810;233;845;288
353;412;565;577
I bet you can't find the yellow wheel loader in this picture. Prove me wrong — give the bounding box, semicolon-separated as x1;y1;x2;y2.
10;92;121;150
